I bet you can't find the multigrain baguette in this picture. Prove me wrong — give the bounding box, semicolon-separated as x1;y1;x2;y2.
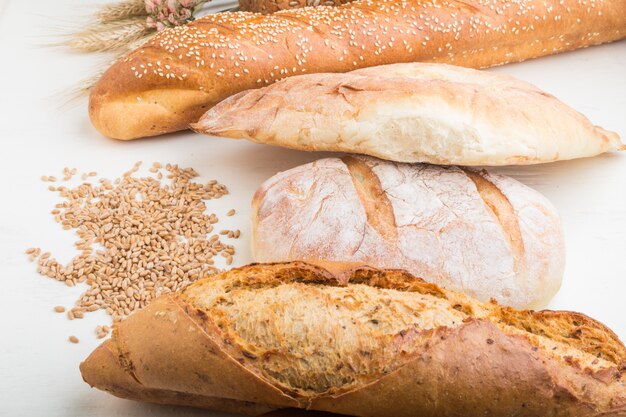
89;0;626;139
252;157;565;309
80;262;626;416
194;62;624;165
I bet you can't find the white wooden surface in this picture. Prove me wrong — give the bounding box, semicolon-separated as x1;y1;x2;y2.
0;1;624;415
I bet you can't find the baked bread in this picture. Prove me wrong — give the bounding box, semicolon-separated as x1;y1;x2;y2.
194;62;623;166
89;0;626;139
80;262;626;416
239;0;348;15
251;156;565;309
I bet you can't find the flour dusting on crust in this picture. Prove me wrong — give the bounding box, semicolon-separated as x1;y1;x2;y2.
252;157;565;308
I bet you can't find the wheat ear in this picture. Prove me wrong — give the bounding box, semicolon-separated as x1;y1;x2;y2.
97;0;147;23
64;18;153;52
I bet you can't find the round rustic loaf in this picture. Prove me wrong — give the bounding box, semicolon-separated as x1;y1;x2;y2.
252;156;565;308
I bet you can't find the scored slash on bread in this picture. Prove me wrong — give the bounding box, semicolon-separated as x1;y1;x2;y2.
89;0;626;139
81;262;626;417
193;63;624;166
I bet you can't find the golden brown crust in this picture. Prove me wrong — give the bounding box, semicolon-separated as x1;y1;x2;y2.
261;410;346;417
80;339;277;416
310;320;626;417
81;262;626;416
239;0;348;14
90;0;626;139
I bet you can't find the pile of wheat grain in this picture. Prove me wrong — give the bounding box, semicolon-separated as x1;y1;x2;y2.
27;162;239;340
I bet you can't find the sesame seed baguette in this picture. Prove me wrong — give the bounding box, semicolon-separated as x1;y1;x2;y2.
89;0;626;140
80;262;626;416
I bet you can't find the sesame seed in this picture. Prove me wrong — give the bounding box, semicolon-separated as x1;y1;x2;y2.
118;0;616;117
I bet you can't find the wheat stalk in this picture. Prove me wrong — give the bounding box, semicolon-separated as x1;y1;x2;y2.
64;18;153;52
59;0;237;98
124;31;155;52
97;0;147;23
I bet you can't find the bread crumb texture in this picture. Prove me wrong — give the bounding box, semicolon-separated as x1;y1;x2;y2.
184;263;624;396
82;263;626;416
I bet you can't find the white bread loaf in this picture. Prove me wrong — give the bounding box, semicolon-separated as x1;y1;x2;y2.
251;156;565;308
80;262;626;416
194;62;624;166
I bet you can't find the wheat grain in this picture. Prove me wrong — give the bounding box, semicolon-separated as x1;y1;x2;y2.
95;325;111;339
29;162;236;337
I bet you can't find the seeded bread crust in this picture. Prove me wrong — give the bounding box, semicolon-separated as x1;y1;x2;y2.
239;0;348;15
81;262;626;417
89;0;626;139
